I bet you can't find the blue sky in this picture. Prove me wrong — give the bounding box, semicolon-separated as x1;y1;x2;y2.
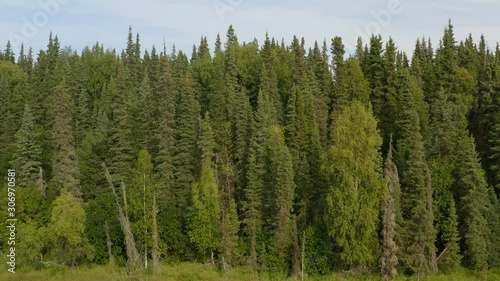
1;0;499;58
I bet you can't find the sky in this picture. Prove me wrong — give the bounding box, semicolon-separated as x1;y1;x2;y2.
1;0;499;58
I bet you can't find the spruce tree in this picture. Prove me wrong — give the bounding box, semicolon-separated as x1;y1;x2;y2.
241;90;274;266
431;159;461;271
109;64;134;183
51;80;80;197
173;72;200;232
365;35;385;125
453;130;490;270
486;189;500;268
307;41;331;147
135;72;155;152
382;139;400;281
155;57;183;255
395;70;436;275
265;125;296;269
0;78;14;173
12;104;42;187
189;113;220;263
331;58;370;112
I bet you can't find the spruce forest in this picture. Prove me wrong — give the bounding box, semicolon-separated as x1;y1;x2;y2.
1;21;500;280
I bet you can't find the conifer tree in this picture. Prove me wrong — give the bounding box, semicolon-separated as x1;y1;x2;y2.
155;57;183;255
395;70;437;275
431;159;461;271
135;72;155;152
189;113;220;263
0;79;14;173
382;139;399;281
51;80;80;197
241;90;274;265
173;73;200;231
260;33;282;122
365;35;385;123
486;189;500;268
12;104;42;187
331;36;345;82
381;38;399;145
265;125;296;269
307;41;331;147
109;64;134;183
3;41;15;63
331;58;370;112
453;130;490;270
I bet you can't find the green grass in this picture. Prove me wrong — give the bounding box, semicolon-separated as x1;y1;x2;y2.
0;263;498;281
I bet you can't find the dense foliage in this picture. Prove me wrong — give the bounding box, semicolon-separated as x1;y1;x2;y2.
1;21;499;279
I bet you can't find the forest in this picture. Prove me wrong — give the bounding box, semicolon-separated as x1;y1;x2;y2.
0;20;499;280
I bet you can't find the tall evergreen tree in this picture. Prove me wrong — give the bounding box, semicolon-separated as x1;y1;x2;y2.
12;104;42;187
155;57;183;256
51;80;80;197
453;130;490;270
382;139;400;281
265;125;296;269
395;70;437;275
173;73;200;229
109;64;134;183
189;113;221;263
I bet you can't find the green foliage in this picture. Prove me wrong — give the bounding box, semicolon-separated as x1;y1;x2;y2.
51;80;80;197
49;190;94;266
453;131;490;270
331;58;370;112
173;73;200;214
189;158;221;259
128;149;157;267
264;125;296;269
395;70;436;274
325;101;383;270
382;141;400;281
11;104;42;187
1;21;500;278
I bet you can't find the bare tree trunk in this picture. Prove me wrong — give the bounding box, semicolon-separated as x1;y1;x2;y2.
250;220;257;267
36;167;47;198
292;219;300;277
102;162;141;275
152;191;160;274
122;180;128;216
301;230;305;281
104;221;115;266
426;171;437;274
143;172;148;270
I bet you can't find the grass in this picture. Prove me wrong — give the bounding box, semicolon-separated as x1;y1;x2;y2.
0;262;499;281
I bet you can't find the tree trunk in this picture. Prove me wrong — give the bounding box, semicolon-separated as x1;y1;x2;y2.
102;162;141;275
143;172;148;270
104;221;115;266
292;219;301;277
301;230;305;281
152;191;160;274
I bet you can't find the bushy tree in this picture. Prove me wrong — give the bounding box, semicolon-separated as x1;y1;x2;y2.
325;101;383;271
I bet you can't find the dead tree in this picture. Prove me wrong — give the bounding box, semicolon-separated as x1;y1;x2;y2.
152;191;160;274
104;221;115;266
102;162;141;275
